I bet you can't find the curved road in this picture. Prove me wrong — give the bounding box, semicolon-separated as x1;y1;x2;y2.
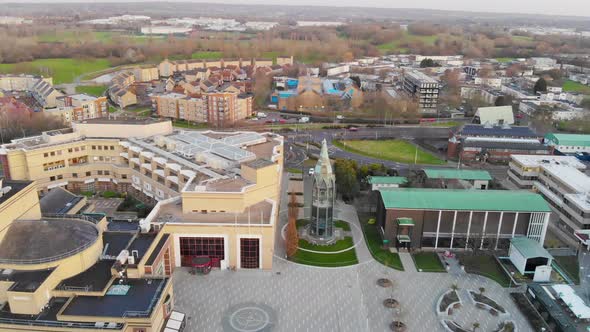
285;126;454;172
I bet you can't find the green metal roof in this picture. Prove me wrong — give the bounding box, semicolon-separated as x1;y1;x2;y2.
368;176;408;185
378;188;552;212
396;218;415;226
423;169;492;181
510;237;553;260
545;133;590;147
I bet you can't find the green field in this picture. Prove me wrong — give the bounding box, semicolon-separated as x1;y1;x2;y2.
0;58;112;84
333;139;445;165
171;119;209;129
412;252;446;272
75;85;107;96
511;35;534;42
563;80;590;94
360;219;403;270
377;32;438;54
191;51;224;60
37;31;118;43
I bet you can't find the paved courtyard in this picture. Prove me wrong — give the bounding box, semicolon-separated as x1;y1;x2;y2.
173;178;532;331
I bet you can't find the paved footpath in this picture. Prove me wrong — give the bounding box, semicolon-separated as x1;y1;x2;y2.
398;252;416;273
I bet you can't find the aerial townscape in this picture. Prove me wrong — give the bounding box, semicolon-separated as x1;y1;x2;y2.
1;1;590;332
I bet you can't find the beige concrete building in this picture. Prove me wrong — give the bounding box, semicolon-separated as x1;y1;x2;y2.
0;178;174;332
0;74;63;109
0;118;283;272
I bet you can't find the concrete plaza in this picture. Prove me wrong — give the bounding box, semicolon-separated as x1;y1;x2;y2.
172;194;533;332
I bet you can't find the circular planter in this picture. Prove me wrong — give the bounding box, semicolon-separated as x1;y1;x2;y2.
377;278;393;288
390;321;407;332
383;298;399;308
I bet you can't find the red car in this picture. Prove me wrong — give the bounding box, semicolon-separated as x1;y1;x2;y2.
279;119;286;124
348;127;358;132
516;114;524;119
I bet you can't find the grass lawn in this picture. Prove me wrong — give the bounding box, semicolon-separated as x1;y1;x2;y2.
377;31;438;54
563;80;590;94
333;139;445;165
291;248;358;267
458;254;511;287
553;255;580;284
0;58;112;84
412;252;446;272
171;119;209;129
423;121;460;127
360;218;403;270
261;51;280;64
108;105;118;113
75;85;107;96
286;167;303;174
495;57;515;63
298;237;354;252
511;35;534;42
191;51;224;60
334;220;351;231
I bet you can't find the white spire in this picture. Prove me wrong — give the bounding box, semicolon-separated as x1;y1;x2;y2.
315;139;333;176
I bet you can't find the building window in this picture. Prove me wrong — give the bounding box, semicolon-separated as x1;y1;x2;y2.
104;171;110;175
97;170;103;175
240;238;260;269
73;173;78;178
110;146;115;150
57;175;63;180
122;174;127;179
86;171;91;176
49;176;55;181
92;146;96;150
44;153;48;157
68;148;73;153
179;237;224;267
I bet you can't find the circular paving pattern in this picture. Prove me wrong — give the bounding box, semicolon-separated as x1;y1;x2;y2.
222;302;277;332
377;278;393;288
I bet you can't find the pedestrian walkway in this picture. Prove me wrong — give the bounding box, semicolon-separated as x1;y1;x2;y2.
398;252;417;273
335;201;373;263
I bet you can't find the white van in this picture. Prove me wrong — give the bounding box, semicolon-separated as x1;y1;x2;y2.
257;112;267;118
299;116;310;123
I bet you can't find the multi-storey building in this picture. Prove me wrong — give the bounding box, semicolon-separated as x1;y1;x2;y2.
0;118;283;271
532;164;590;235
544;133;590;154
153;92;253;127
0;178;175;332
54;93;108;121
402;70;440;113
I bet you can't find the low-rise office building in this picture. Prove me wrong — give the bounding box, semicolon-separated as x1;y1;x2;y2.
375;188;552;250
545;133;590;154
507;154;586;189
532;164;590;236
54;93;109;122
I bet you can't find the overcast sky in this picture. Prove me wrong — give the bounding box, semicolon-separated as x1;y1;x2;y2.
4;0;590;17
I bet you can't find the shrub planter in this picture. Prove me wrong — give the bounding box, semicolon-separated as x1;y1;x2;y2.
390;321;407;332
383;298;399;308
377;278;393;288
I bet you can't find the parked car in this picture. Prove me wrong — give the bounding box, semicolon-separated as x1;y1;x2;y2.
348;127;358;132
299;116;310;123
336;115;344;120
257;112;268;118
308;168;315;175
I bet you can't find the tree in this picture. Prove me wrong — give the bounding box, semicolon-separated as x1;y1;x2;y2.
285;193;299;258
581;97;590;110
420;58;439;68
494;95;513;106
333;158;359;201
533;77;547;94
472;322;480;332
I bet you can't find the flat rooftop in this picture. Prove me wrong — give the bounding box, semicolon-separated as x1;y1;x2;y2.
155;199;274;225
0;180;32;206
61;278;168;318
459;124;540;138
0;268;54;292
0;218;99;263
102;232;135;257
541;164;590;193
511;154;586;169
379;188;552;212
127;233;158;265
57;260;114;293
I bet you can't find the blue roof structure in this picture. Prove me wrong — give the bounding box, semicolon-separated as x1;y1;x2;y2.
459;124;540;138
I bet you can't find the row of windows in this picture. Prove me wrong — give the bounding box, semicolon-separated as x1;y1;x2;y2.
92;145;116;151
49;171;128;181
44;146;88;157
